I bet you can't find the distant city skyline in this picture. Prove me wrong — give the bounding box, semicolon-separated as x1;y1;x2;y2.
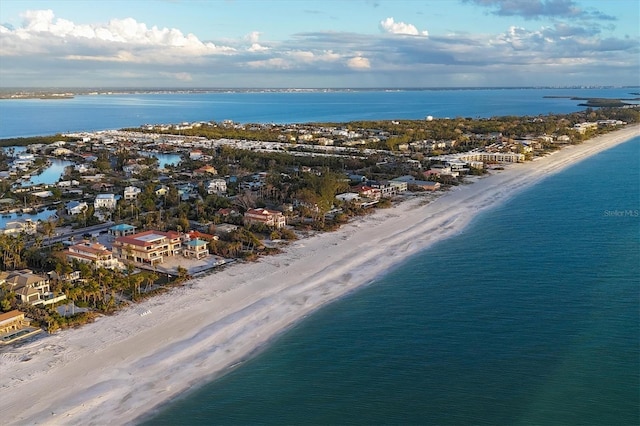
0;0;638;88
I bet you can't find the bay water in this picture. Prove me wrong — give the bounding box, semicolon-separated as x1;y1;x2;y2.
143;138;639;424
1;87;638;139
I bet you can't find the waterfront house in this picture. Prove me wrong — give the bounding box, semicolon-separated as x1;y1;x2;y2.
65;201;88;216
65;240;123;270
3;270;66;306
354;185;381;200
0;310;31;335
112;230;183;266
3;219;37;236
409;180;441;191
243;208;286;229
0;310;41;344
336;193;361;202
183;238;209;260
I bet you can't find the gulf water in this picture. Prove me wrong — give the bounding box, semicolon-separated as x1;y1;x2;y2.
142;138;639;424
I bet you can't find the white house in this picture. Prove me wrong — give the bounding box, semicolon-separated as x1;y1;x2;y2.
3;219;37;236
207;179;227;195
94;193;117;210
123;186;142;201
66;201;88;216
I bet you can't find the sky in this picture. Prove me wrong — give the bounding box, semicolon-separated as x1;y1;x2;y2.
0;0;638;88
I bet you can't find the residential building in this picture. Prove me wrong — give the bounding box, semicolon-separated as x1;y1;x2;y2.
123;186;141;201
2;270;66;306
109;223;137;238
155;185;169;197
112;230;183;266
183;238;209;260
389;180;408;192
409;180;441;191
94;193;117;210
243;208;286;229
206;178;227;195
0;310;31;335
456;152;525;163
65;240;122;270
0;310;41;344
354;185;381;200
189;150;203;160
368;181;396;198
3;219;37;236
66;200;88;216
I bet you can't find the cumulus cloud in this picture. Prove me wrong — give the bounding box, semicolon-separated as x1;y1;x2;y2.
347;56;371;69
1;9;235;60
245;31;269;52
464;0;616;21
379;17;428;36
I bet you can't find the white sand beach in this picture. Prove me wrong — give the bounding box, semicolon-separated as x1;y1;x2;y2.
1;125;638;425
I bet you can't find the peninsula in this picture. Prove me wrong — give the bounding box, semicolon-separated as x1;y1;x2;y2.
0;108;638;424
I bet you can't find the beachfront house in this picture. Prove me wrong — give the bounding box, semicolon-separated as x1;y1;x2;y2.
243;208;286;229
0;310;31;335
3;270;67;306
183;238;209;260
65;240;123;270
112;230;183;266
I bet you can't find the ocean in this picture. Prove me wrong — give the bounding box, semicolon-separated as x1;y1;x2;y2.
1;88;638;424
142;136;639;425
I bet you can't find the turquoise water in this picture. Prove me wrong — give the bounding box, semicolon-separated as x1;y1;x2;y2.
143;137;639;425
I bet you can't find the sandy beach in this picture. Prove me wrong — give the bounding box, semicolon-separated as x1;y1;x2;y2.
1;125;638;425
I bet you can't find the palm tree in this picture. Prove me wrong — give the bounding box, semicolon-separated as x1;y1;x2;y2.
41;219;56;250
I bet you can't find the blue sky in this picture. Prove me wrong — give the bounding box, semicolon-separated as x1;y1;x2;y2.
0;0;638;88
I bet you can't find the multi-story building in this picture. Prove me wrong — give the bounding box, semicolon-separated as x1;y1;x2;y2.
65;240;122;270
206;178;227;195
243;208;286;229
183;238;209;260
94;193;117;210
123;186;141;201
2;270;66;306
112;230;183;266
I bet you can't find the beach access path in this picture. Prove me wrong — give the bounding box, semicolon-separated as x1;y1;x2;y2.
1;125;638;426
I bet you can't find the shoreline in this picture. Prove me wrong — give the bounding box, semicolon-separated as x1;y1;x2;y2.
1;125;638;425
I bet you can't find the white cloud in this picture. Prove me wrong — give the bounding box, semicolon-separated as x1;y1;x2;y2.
1;9;236;60
379;17;428;36
347;56;370;69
